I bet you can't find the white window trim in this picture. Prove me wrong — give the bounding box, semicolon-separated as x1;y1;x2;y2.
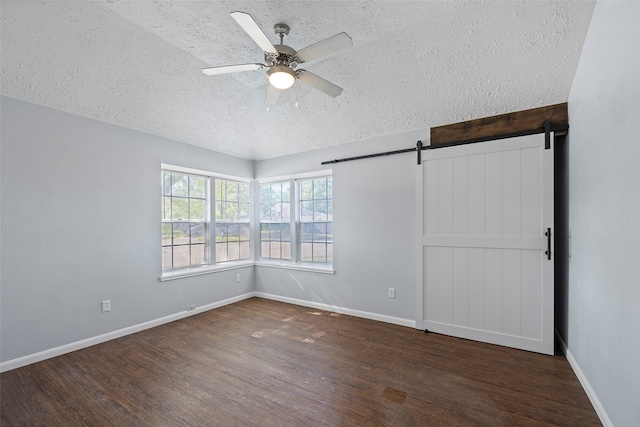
161;164;250;184
256;170;333;270
254;260;335;274
161;164;253;280
258;169;332;184
160;166;335;280
159;261;254;281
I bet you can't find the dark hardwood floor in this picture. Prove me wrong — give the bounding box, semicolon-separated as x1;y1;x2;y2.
1;297;600;426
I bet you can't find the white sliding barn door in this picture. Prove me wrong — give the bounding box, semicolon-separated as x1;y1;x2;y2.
415;133;554;355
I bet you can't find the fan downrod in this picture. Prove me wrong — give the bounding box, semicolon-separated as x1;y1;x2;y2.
273;24;290;44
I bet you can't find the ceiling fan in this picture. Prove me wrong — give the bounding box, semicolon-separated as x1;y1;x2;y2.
202;11;352;106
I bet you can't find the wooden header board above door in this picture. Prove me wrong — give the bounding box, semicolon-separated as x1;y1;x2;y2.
430;103;568;146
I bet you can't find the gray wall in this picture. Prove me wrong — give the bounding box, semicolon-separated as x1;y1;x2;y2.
566;1;640;426
255;130;427;323
0;96;255;363
1;95;424;364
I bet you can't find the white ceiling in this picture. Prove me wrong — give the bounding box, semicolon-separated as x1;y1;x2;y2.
1;1;595;160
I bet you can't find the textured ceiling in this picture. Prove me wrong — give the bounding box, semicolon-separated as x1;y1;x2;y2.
1;1;595;160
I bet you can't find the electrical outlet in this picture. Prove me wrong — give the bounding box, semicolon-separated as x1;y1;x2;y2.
236;274;241;283
101;300;111;312
187;305;196;311
388;288;396;299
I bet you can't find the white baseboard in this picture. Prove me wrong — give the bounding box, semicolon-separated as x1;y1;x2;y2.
555;331;613;427
254;292;416;328
0;292;255;373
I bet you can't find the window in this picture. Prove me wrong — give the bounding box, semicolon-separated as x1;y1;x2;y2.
260;182;291;260
162;166;251;276
162;171;208;270
299;177;333;263
259;173;332;265
215;179;251;262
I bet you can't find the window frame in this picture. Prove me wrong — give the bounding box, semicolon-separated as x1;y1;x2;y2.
161;170;210;271
160;164;253;281
256;170;334;274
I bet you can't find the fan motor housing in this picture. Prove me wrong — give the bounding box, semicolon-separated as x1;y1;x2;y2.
266;44;297;67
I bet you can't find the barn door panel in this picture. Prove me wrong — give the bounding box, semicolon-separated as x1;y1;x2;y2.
415;133;554;355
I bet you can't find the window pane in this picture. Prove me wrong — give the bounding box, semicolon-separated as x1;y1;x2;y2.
313;223;327;242
162;196;171;220
313;201;328;221
314;178;327;199
173;223;189;245
191;244;206;266
215;201;223;221
215;180;225;201
239;223;250;241
163;173;172;196
172;174;188;197
228;242;240;260
313;243;327;262
216;224;228;242
282;202;290;221
162;247;172;270
227;224;239;242
189;223;205;243
225;202;238;221
172;197;188;220
173;245;190;268
190;199;205;220
260;204;269;222
226;182;238;202
260;223;269;241
270;242;281;259
300;242;313;262
326;223;333;243
300;180;313;200
269;183;281;204
282;182;291;201
300;222;314;242
260;185;270;204
261;241;270;258
270;203;282;222
215;243;228;262
240;241;250;259
239;183;250;202
300;201;313;221
281;242;291;260
239;202;250;221
270;223;281;240
189;176;206;198
281;224;291;241
327;200;333;221
327;243;333;263
162;223;172;246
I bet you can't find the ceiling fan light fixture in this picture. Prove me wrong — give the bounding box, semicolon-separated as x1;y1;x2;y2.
267;65;296;89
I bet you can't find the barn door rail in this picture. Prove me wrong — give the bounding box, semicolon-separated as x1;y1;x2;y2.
320;121;568;166
321;103;569;166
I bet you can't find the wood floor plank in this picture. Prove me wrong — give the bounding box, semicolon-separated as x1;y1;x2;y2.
1;297;601;426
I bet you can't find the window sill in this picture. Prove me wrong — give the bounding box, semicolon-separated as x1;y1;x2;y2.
255;260;335;275
160;261;254;282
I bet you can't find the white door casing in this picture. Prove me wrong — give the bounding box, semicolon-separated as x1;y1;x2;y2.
415;133;554;355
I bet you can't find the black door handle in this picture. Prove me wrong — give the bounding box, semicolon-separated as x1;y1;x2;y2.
545;228;551;260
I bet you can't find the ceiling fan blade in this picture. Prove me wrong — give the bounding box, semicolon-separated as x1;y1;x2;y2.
297;70;343;98
265;83;281;107
202;63;264;76
230;11;278;55
296;32;352;63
